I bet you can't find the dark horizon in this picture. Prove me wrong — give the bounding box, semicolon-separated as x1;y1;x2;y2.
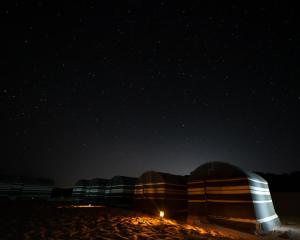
2;2;300;188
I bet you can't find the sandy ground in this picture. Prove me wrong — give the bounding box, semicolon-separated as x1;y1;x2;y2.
0;202;299;240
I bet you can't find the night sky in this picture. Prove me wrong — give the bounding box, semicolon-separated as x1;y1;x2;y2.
1;1;300;187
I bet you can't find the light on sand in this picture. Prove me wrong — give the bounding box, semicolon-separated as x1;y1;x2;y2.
159;210;165;218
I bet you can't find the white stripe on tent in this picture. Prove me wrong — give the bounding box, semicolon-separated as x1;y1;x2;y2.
249;186;269;192
253;200;273;203
248;178;268;185
188;199;272;204
257;214;278;223
250;190;270;195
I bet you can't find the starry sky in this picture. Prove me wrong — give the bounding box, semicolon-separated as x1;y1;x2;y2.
1;1;300;187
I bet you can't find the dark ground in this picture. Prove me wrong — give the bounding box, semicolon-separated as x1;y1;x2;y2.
0;202;235;240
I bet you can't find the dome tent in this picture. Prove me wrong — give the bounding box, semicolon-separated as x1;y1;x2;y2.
85;178;108;204
72;179;89;202
135;171;187;218
20;177;54;200
188;161;280;233
0;175;13;200
105;176;137;208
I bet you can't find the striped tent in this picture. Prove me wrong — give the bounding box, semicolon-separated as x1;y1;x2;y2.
104;180;112;203
85;178;108;204
72;179;89;202
21;177;54;200
0;175;13;199
9;178;23;200
105;176;137;208
134;171;187;218
188;162;280;233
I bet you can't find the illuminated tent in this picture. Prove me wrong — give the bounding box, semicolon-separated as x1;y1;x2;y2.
188;162;280;233
21;177;54;200
134;171;187;218
72;179;89;202
85;178;108;204
105;176;137;208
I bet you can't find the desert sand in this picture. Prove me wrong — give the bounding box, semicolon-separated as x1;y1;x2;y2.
0;202;299;240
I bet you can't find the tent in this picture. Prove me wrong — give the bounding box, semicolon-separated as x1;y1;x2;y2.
0;175;12;200
1;175;54;200
85;178;108;204
21;177;54;200
188;161;280;233
9;178;23;200
104;176;137;208
72;179;89;202
135;171;187;218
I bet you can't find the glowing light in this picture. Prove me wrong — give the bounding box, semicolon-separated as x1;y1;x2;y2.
159;210;165;218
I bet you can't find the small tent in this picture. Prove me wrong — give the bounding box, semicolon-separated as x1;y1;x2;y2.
135;171;187;218
105;176;137;208
9;178;23;200
21;177;54;200
188;162;280;233
72;179;89;202
0;175;12;200
85;178;108;204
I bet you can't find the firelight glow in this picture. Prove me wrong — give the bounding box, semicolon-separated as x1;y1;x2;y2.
159;210;165;218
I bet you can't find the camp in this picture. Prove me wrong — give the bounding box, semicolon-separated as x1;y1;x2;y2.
105;176;137;208
134;171;187;218
188;161;280;233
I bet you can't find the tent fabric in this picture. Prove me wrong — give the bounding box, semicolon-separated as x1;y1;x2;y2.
0;175;54;200
72;179;89;202
85;178;108;203
188;162;280;233
105;176;137;208
21;177;54;199
134;171;187;217
0;175;13;199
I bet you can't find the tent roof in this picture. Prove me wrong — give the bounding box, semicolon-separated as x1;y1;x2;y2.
109;176;137;185
189;161;267;183
88;178;109;186
75;179;89;186
138;171;186;185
